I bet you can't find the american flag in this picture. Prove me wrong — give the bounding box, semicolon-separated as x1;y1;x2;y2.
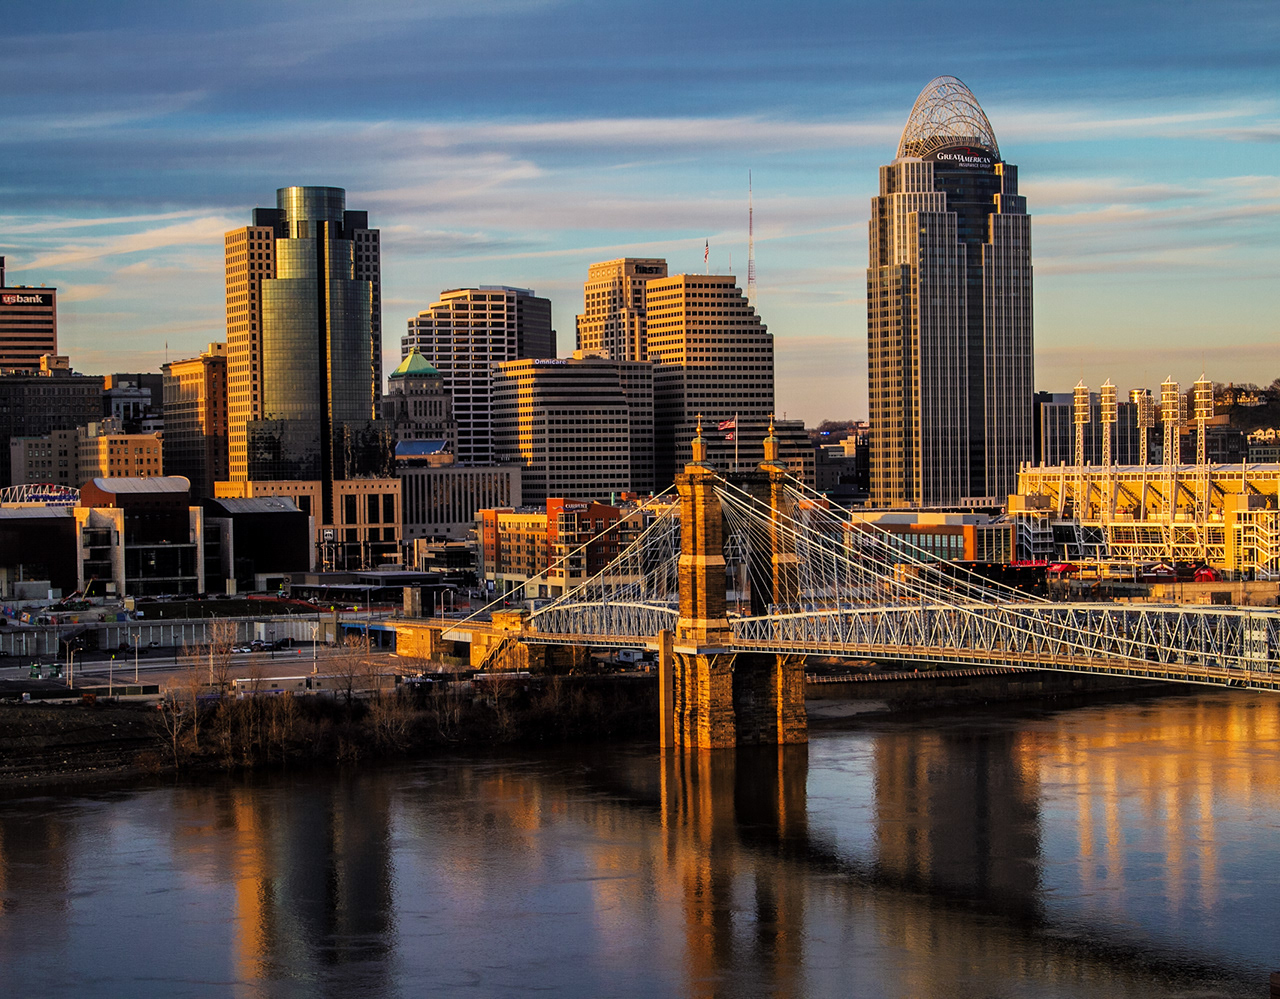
704;240;709;265
718;418;736;431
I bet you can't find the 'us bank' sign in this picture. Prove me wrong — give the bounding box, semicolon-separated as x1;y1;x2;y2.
1;292;51;306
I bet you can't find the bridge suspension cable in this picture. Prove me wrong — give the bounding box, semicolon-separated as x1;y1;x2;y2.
447;486;681;634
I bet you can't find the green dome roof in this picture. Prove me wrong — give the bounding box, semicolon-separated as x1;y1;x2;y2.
389;351;439;378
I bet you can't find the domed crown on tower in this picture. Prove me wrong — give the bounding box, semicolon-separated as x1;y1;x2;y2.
897;76;1000;161
389;351;439;379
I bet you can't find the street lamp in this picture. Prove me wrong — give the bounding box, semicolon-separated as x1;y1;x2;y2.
133;631;140;682
61;639;74;690
311;621;319;674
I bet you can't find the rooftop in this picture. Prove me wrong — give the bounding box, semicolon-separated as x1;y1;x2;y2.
389;351;439;379
897;76;1000;161
87;476;190;495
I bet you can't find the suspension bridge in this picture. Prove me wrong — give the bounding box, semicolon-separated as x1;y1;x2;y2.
402;425;1280;749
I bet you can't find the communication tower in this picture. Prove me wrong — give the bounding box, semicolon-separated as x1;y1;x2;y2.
747;171;756;309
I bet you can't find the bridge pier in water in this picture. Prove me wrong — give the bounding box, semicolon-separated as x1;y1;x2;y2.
669;422;808;750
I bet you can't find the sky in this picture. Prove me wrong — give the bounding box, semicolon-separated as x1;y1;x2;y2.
1;0;1277;425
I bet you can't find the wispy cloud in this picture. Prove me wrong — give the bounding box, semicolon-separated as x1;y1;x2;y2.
13;216;236;271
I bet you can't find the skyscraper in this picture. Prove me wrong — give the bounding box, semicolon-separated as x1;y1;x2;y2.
218;187;400;568
225;186;381;483
646;273;773;485
576;258;667;361
402;286;555;465
0;258;57;373
867;76;1033;507
491;356;654;504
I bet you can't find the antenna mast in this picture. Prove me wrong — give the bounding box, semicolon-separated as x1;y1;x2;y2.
747;171;756;308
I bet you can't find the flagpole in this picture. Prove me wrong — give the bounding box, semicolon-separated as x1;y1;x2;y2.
735;412;739;471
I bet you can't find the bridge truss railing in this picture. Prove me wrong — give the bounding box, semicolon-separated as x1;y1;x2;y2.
528;501;682;638
730;602;1280;685
522;469;1280;689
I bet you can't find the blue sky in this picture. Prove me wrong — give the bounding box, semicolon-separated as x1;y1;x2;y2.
1;0;1277;424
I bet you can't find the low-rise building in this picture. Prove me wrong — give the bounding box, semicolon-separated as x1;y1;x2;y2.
77;422;164;480
399;452;522;541
0;356;103;485
202;495;311;592
215;477;401;571
846;510;1013;564
76;476;204;597
476;497;656;598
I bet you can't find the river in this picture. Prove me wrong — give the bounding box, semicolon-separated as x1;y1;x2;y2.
1;689;1278;997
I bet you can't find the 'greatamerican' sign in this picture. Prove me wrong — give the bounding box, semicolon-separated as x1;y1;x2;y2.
1;292;52;307
931;147;995;168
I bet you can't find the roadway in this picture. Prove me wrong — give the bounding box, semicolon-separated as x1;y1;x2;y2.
0;645;406;695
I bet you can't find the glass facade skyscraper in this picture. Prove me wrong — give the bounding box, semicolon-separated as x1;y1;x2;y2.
226;187;389;524
867;77;1034;507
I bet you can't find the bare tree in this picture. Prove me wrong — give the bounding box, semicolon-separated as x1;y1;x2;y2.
154;689;187;769
207;618;238;693
322;635;365;706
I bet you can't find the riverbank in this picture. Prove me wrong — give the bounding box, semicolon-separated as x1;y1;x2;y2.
0;668;1174;789
805;667;1168;724
0;674;658;789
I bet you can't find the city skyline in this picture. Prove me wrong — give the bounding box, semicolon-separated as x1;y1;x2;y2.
1;1;1277;425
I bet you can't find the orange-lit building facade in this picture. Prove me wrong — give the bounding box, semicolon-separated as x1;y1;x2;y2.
477;498;652;597
162;342;228;499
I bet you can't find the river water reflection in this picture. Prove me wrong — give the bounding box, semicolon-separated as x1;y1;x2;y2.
1;690;1279;997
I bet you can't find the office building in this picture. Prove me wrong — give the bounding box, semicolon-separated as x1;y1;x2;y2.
162;343;228;500
477;498;656;598
867;76;1033;507
9;434;70;488
492;356;654;505
224;186;381;484
576;258;667;361
381;350;456;448
0;356;103;485
402;286;556;465
220;186;395;569
847;510;1013;564
645;273;773;484
399;461;522;541
0;258;57;372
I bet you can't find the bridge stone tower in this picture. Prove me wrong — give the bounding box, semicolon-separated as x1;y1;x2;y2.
671;420;807;749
